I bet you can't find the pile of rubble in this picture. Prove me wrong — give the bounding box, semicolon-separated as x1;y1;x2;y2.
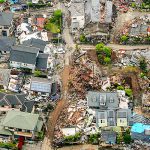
68;51;102;97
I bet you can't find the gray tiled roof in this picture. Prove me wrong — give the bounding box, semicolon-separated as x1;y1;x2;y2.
0;92;34;113
36;53;48;70
23;38;47;52
0;12;13;26
87;91;119;109
0;37;16;51
10;46;39;65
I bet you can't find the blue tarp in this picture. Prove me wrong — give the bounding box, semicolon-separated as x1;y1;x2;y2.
131;123;150;133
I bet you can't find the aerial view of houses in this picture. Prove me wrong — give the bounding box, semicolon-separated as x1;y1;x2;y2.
0;0;149;150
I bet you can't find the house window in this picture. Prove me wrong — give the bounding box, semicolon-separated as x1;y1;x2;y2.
100;120;105;123
18;128;22;132
110;97;114;103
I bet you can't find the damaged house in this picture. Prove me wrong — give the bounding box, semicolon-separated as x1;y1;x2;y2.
68;0;85;33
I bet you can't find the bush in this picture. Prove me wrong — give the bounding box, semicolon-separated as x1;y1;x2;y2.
123;133;131;144
121;35;128;43
125;88;133;97
88;133;99;144
0;0;5;3
103;46;112;57
139;58;147;73
34;70;42;77
80;34;86;43
131;2;136;8
64;132;81;142
117;85;124;90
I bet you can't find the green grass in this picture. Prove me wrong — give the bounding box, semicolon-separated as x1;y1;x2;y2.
45;23;60;33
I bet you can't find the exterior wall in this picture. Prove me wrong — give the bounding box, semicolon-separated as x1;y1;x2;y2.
71;15;85;32
117;118;127;127
10;61;35;72
98;119;108;127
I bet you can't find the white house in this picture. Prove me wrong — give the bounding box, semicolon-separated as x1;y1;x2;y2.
68;0;85;33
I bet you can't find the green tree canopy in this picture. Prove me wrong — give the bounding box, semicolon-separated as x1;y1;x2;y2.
104;57;111;64
139;58;147;73
103;46;112;57
125;88;133;97
53;9;62;19
121;35;128;42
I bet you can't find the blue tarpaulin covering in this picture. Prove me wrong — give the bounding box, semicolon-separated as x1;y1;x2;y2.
131;123;150;133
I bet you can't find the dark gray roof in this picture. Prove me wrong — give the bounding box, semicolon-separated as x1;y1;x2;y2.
51;82;58;95
0;37;16;51
36;53;48;70
101;131;116;144
0;92;34;113
22;101;35;113
85;0;100;23
87;91;119;109
23;38;47;52
5;95;21;105
0;12;13;26
10;46;39;65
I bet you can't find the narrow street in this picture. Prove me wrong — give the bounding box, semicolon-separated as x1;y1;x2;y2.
41;2;75;150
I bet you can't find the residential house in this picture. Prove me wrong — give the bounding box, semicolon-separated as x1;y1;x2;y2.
0;12;14;36
68;0;85;33
0;92;35;113
101;130;116;144
87;91;119;109
22;38;47;53
87;91;132;127
0;37;16;54
85;0;100;24
30;77;51;95
1;110;43;139
36;53;49;70
9;45;39;72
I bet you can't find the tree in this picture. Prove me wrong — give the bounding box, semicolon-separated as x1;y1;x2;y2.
53;9;62;19
96;43;104;54
125;88;133;97
123;133;131;144
104;57;111;64
103;46;112;57
80;34;86;43
121;35;128;42
139;58;147;73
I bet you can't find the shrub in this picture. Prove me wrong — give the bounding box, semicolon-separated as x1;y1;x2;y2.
121;35;128;42
123;133;131;144
88;133;99;144
34;70;42;77
64;132;81;142
117;85;124;90
139;58;147;73
125;89;133;97
80;34;86;43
